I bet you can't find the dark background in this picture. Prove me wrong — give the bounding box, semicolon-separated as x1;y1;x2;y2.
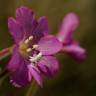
0;0;96;96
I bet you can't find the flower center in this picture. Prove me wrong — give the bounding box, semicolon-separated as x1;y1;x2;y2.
19;36;33;56
19;35;42;64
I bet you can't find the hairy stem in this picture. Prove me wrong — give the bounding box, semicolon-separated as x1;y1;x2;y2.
0;45;15;60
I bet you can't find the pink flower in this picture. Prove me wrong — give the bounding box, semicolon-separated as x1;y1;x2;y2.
57;13;86;62
7;6;62;87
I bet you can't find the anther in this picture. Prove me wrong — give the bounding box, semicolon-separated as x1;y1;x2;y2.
24;39;29;44
32;45;39;49
26;48;32;53
29;36;33;41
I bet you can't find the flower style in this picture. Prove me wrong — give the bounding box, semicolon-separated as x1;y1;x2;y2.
7;6;62;87
57;13;86;62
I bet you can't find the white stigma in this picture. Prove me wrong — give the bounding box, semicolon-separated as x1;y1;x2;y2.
29;52;42;63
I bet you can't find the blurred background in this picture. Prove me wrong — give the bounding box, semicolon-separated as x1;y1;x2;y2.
0;0;96;96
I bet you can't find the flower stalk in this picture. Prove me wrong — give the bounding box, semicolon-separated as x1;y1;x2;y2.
26;81;38;96
0;45;15;61
0;47;11;60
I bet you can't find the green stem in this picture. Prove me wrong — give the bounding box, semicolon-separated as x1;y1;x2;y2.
0;72;9;86
26;81;38;96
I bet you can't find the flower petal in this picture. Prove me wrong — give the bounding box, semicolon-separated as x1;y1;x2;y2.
37;35;62;55
16;6;35;26
10;60;29;87
57;13;79;43
31;16;49;43
38;63;48;75
27;64;42;87
63;42;86;62
38;16;49;35
8;17;23;43
9;6;49;44
7;47;21;72
38;56;59;77
16;6;47;43
16;6;39;36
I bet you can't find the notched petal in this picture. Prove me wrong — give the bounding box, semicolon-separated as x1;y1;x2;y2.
16;6;34;22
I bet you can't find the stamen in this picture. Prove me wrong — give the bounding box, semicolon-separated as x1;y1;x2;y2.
24;36;33;44
26;48;32;53
32;45;39;49
29;36;33;41
24;39;29;44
